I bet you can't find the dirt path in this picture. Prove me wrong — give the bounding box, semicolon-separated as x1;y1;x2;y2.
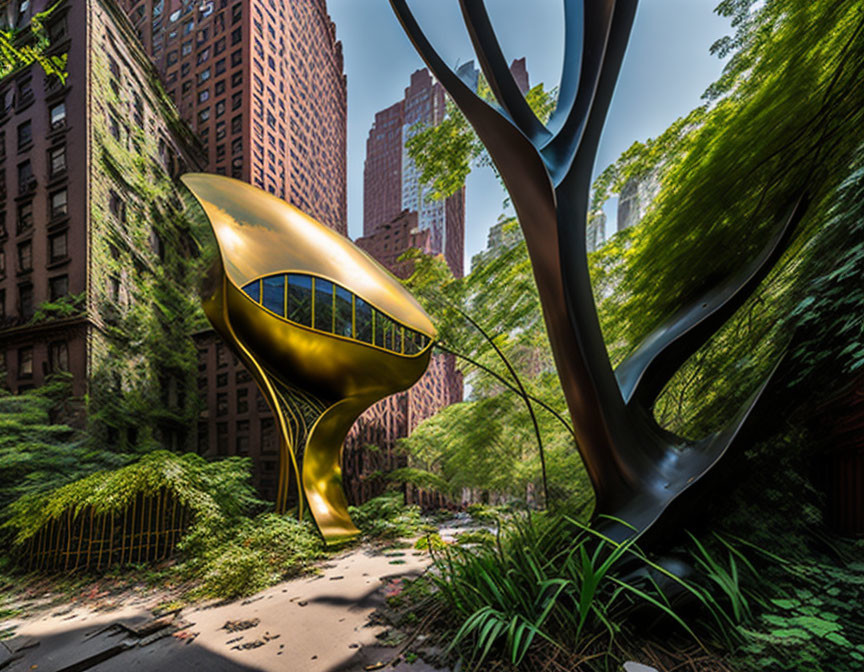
1;543;449;672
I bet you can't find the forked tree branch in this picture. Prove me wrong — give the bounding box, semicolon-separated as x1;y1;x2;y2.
458;0;552;144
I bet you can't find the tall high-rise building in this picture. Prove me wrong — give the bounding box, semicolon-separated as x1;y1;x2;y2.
363;59;529;278
120;0;347;232
0;0;205;446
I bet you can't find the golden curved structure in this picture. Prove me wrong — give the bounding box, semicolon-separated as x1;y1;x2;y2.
182;174;436;544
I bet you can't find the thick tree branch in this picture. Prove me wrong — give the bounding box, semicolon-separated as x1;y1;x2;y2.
458;0;551;144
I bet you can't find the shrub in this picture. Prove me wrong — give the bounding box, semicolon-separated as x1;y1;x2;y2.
348;491;433;540
178;513;324;599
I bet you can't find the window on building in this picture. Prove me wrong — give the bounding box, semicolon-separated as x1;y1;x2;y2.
183;19;194;35
231;114;242;134
0;288;5;319
108;113;120;140
216;421;228;455
236;387;248;413
215;57;226;75
18;346;33;378
16;77;32;106
49;274;68;300
17;120;31;149
17;240;32;272
214;79;225;96
182;39;192;55
230;49;241;68
231;91;242;111
231;3;241;23
167;50;178;66
199;89;209;103
181;62;191;77
199;107;210;123
18;160;33;193
198;68;210;84
108;190;125;223
260;417;276;453
17;201;32;234
49;340;69;372
216;342;228;367
214;37;225;55
236;434;249;454
18;284;33;320
0;249;5;278
47;15;67;42
49;230;67;262
49;145;66;177
197;47;210;65
50;189;67;219
231;137;242;154
231;70;241;86
216;392;228;415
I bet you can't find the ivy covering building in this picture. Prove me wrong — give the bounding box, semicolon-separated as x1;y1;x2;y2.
0;0;206;451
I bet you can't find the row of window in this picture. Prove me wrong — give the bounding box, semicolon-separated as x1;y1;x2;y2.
1;341;69;380
240;273;431;356
0;274;69;321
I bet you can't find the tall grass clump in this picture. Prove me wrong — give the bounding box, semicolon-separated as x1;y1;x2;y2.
428;514;764;669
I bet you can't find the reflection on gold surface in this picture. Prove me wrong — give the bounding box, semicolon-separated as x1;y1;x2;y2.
183;174;436;544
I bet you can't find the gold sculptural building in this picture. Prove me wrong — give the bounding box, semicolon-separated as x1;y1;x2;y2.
183;174;436;544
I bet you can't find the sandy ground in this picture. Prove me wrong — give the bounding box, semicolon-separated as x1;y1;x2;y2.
0;542;451;672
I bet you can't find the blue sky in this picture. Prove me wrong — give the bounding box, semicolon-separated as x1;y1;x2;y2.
326;1;733;268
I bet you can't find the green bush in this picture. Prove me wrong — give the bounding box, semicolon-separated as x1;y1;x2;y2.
178;513;324;599
4;450;260;547
348;491;433;540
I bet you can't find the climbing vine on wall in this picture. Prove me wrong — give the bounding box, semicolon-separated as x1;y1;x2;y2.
84;42;208;454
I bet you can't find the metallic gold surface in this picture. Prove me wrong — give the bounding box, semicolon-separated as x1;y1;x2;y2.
183;174;435;544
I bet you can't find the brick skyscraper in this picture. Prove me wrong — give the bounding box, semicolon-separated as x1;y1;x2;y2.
363;59;529;278
120;0;347;233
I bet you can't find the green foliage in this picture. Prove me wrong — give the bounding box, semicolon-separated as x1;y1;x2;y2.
347;491;432;540
28;292;86;325
405;77;557;202
414;532;447;552
0;376;123;532
80;45;208;452
176;513;324;600
4;450;260;545
399;221;588;510
0;1;68;81
786;158;864;388
429;514;759;669
454;529;495;547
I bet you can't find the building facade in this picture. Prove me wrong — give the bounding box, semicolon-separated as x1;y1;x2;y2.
0;0;205;447
119;0;347;233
